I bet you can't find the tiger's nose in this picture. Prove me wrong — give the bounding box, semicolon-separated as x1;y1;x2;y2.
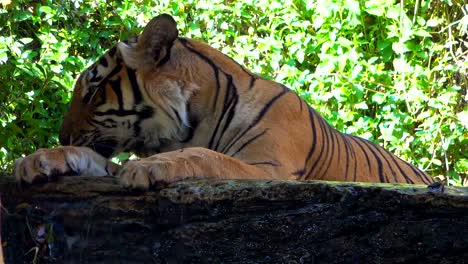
59;120;72;145
59;132;71;146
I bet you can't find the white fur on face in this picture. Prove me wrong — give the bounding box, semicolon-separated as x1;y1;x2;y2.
136;79;198;153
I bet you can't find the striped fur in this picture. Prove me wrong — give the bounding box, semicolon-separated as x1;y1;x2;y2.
14;14;433;187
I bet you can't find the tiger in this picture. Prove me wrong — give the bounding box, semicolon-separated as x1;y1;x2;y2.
13;14;434;189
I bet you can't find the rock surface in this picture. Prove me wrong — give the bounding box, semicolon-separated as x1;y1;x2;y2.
0;175;467;263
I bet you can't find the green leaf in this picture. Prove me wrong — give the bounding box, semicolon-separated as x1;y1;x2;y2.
372;93;386;105
0;50;8;64
414;29;432;38
456;111;468;128
426;18;439;27
366;7;385;17
386;6;400;20
39;6;53;14
355;101;369;109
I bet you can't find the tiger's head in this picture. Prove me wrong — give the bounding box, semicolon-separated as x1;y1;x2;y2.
60;14;200;158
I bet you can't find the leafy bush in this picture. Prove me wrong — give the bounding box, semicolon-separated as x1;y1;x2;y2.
0;0;466;185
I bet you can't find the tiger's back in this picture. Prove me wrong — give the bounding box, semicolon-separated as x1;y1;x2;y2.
144;36;433;184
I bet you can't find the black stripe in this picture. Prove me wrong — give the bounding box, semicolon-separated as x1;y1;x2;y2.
83;87;98;104
137;105;154;119
305;117;331;179
223;54;256;77
94;109;138;116
84;64;123;104
73;136;86;146
222;89;288;154
304;107;319;163
232;129;269;157
127;68;142;104
210;41;257;79
106;63;123;80
91;63;123;86
208;74;234;150
179;38;220;110
248;161;281;166
157;45;173;66
360;139;388;183
292;169;305;178
122;138;133;150
415;166;432;184
346;136;358;181
386;153;417;184
249;77;256;89
367;140;400;183
109;77;124;110
214;75;239;151
348;136;373;182
171;106;182;124
341;135;351;181
89;67;102;82
89;118;117;128
304;117;326;179
133;106;154;137
215;94;238;150
336;132;343;173
295;106;318;179
391;154;431;184
105;164;111;176
294;92;303;112
342;135;356;181
407;164;429;184
95;84;107;106
328;130;343;179
378;141;423;184
99;57;108;67
108;46;117;57
354;137;388;182
316;122;337;179
85;118;94;127
153;101;176;122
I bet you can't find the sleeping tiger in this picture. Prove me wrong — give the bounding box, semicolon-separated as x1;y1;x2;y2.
13;14;434;188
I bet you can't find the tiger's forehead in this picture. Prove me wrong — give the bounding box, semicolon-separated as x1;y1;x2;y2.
75;37;140;99
81;37;138;82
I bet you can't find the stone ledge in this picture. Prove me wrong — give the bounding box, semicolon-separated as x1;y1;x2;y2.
1;176;467;263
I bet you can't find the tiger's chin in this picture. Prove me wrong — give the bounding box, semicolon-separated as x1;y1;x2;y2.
122;140;159;158
89;140;119;159
94;146;116;159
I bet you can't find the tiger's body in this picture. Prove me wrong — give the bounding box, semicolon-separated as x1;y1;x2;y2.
14;14;433;188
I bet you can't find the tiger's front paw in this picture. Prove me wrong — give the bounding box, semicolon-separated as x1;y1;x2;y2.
13;146;116;185
118;158;190;190
13;147;76;184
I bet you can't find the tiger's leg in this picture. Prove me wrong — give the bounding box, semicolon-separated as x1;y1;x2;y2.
14;146;120;184
119;147;274;189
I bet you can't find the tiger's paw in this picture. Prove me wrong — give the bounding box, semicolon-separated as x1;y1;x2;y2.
118;158;190;190
14;147;77;184
13;146;116;185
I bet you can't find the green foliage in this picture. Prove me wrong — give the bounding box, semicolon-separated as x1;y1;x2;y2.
0;0;466;184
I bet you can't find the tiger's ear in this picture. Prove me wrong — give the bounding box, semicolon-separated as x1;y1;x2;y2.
118;14;178;72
